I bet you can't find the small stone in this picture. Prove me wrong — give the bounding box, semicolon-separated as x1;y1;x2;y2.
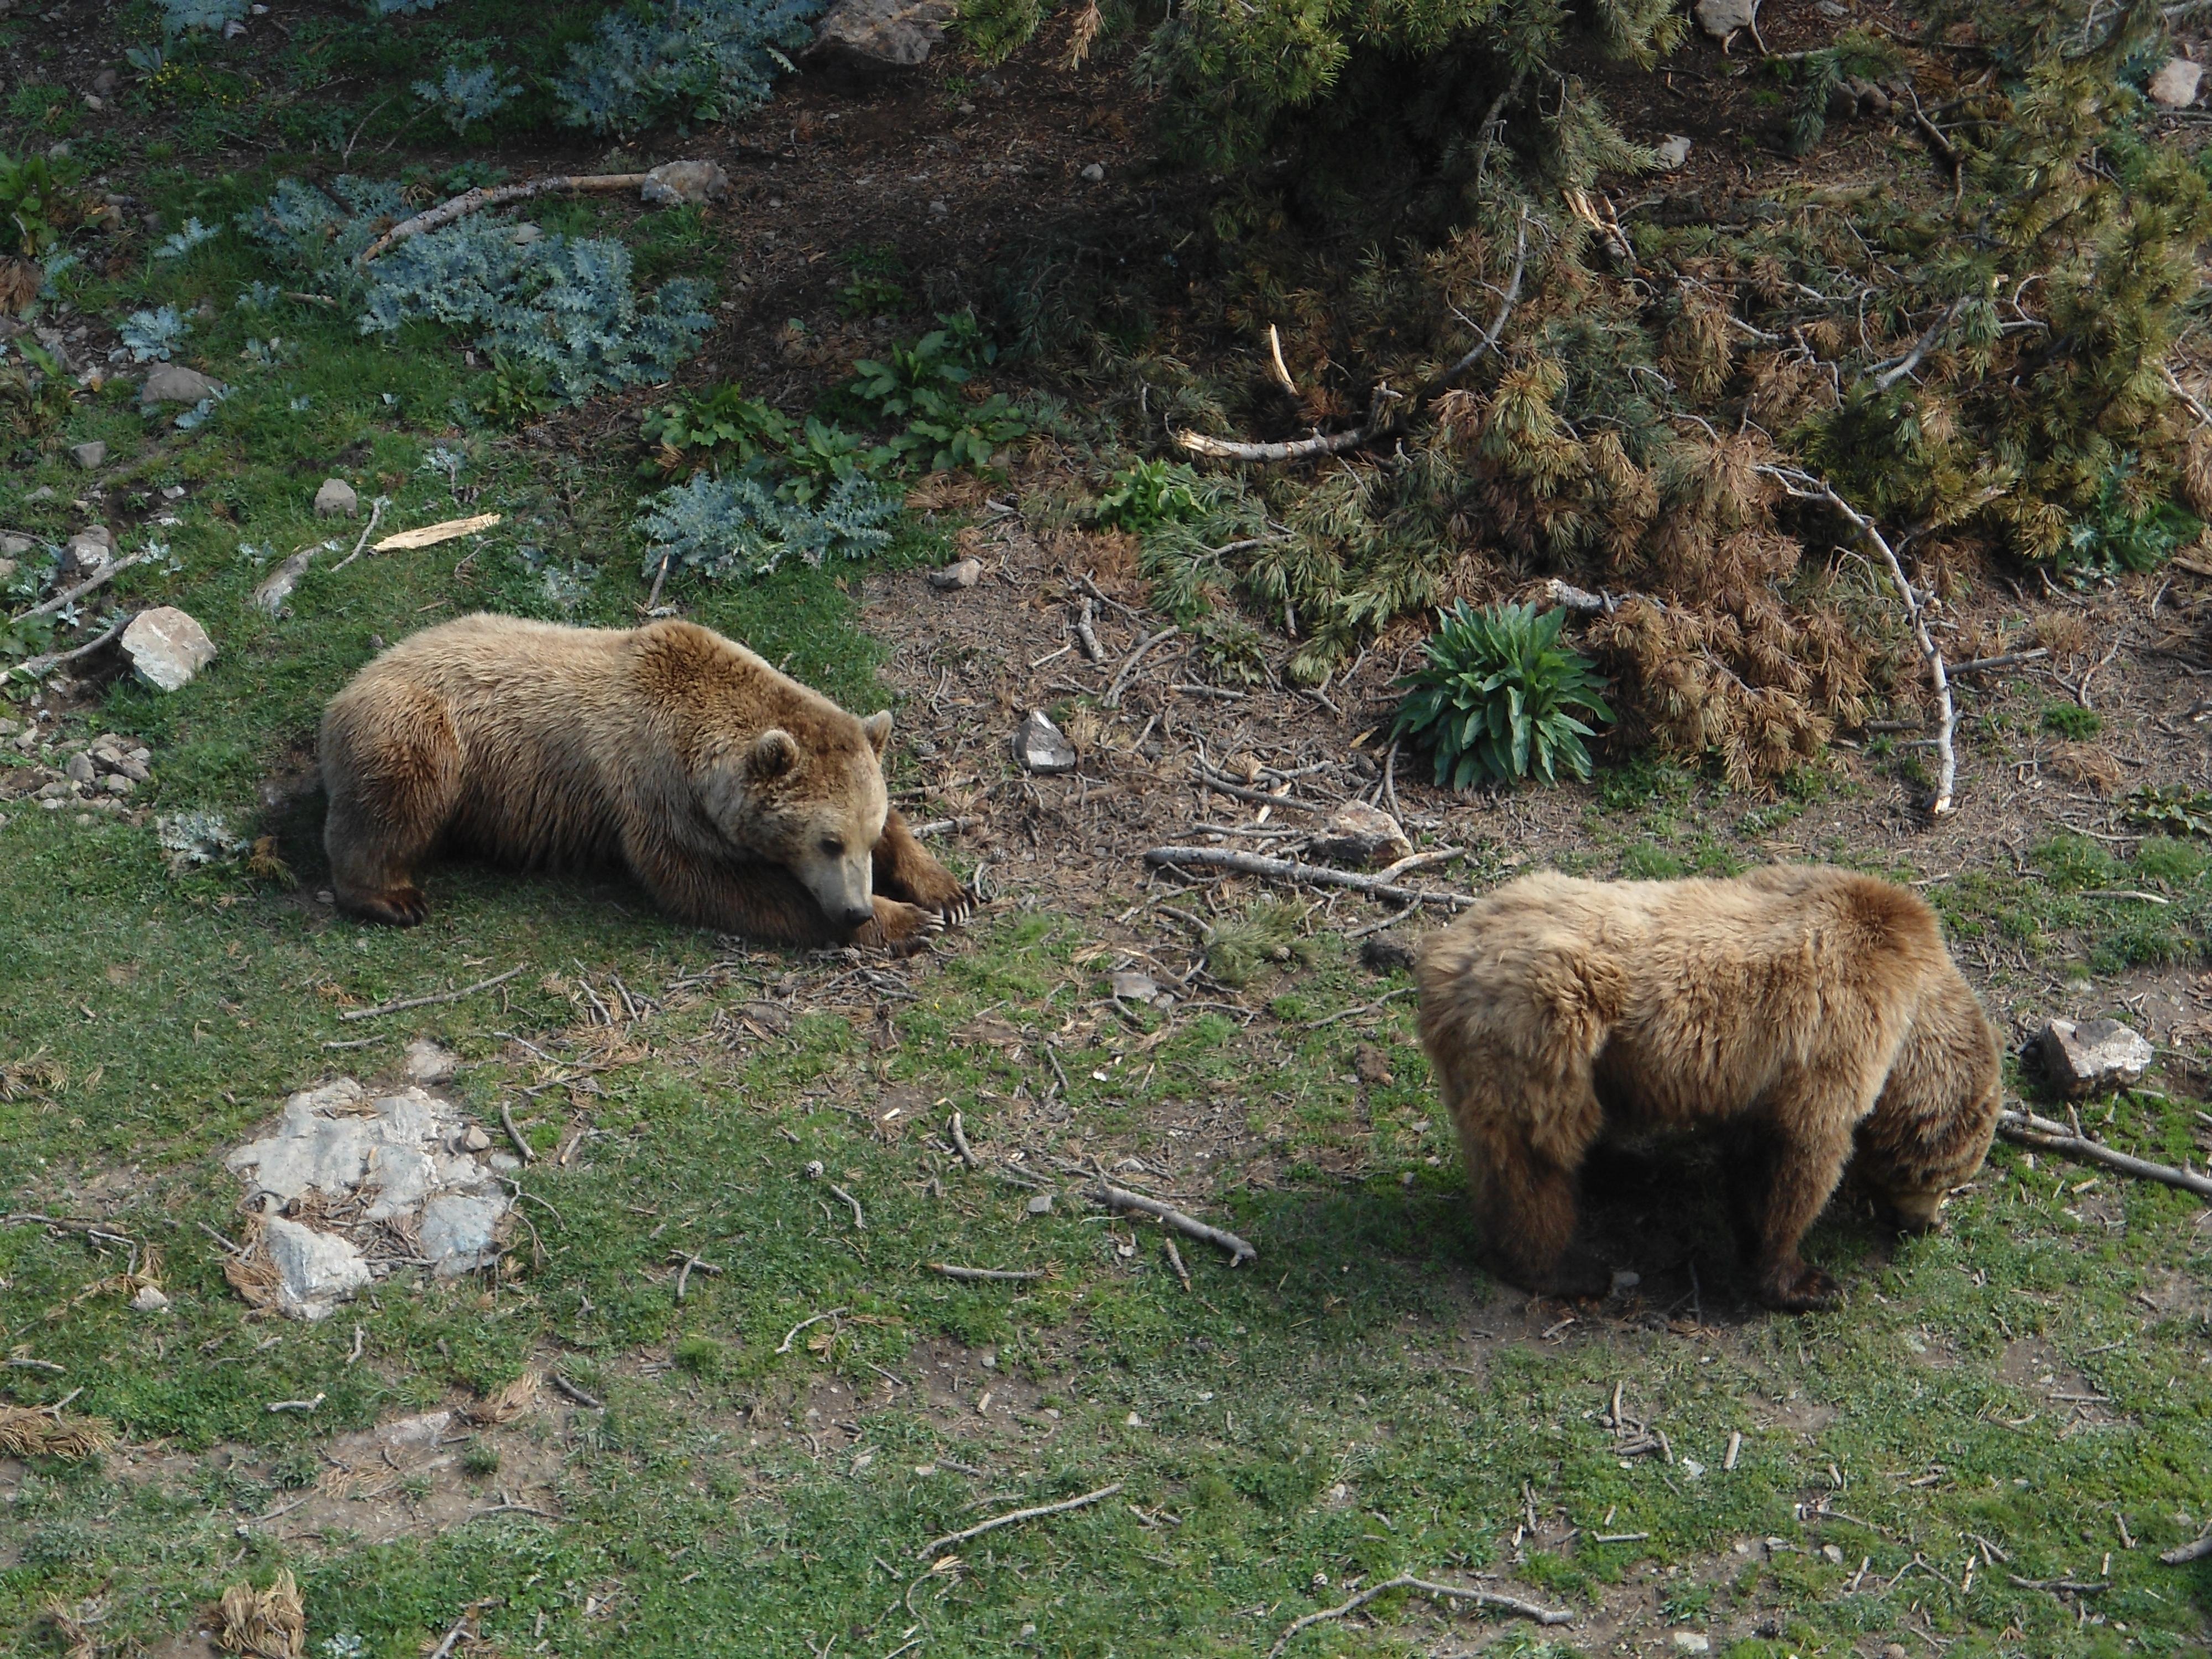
314;477;358;519
928;556;982;589
69;440;107;470
122;607;217;692
1815;0;1845;13
65;525;115;573
64;752;96;784
2150;56;2204;109
139;363;223;405
222;15;244;34
264;1216;372;1321
2038;1018;2154;1097
132;1284;170;1312
1014;709;1078;775
403;1039;459;1084
1125;1411;1144;1427
1360;936;1417;975
1109;969;1159;1002
460;1125;493;1153
641;159;732;205
1655;135;1692;170
0;530;30;555
1610;1268;1641;1295
1079;162;1105;182
103;773;133;795
1882;1646;1910;1659
1822;1543;1846;1564
1827;80;1859;119
1691;0;1754;37
1026;1193;1053;1215
1311;801;1414;868
1671;1636;1710;1655
510;221;542;245
420;1193;506;1275
92;67;118;94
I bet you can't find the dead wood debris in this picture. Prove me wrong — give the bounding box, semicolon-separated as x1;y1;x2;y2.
1265;1572;1572;1658
1997;1108;2212;1199
916;1481;1124;1559
1144;846;1475;911
216;1569;305;1659
339;963;525;1022
0;1405;112;1459
1087;1181;1256;1265
928;1262;1048;1282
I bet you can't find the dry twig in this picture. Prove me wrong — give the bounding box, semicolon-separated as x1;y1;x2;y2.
359;171;658;262
928;1263;1048;1282
1762;466;1957;815
1266;1573;1572;1658
9;550;152;626
1088;1181;1256;1265
1179;217;1526;463
2161;1528;2212;1566
916;1481;1124;1558
777;1307;847;1354
339;963;525;1022
1144;846;1475;911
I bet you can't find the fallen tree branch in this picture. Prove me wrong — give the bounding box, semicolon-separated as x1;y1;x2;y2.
1194;770;1327;814
917;1481;1123;1559
1104;625;1179;708
1267;1573;1573;1658
550;1373;603;1409
498;1100;534;1164
1997;1109;2212;1199
776;1306;846;1355
1087;1181;1257;1265
326;497;388;575
2161;1528;2212;1566
1949;646;2049;676
1144;846;1477;910
339;963;525;1022
12;611;131;678
1177;216;1527;464
1761;466;1957;816
9;550;151;626
359;171;653;262
928;1263;1048;1282
947;1111;978;1170
1870;295;1969;393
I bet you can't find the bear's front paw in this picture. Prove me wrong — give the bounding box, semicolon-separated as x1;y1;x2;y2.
343;883;430;927
935;886;980;928
858;897;941;954
1759;1262;1841;1313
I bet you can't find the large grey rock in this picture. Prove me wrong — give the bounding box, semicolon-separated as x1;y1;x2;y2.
2038;1019;2154;1097
641;160;732;205
1692;0;1755;37
139;363;222;405
1311;801;1413;869
420;1194;505;1276
1655;135;1692;171
808;0;955;71
122;606;216;692
263;1215;372;1321
227;1076;510;1312
1014;709;1077;774
2150;57;2204;109
69;440;107;471
314;477;358;519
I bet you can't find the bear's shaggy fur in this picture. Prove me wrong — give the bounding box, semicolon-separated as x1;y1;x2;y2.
1416;865;2000;1311
320;614;969;947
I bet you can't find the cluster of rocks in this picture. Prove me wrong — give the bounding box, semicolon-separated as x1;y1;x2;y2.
223;1048;516;1322
30;731;153;812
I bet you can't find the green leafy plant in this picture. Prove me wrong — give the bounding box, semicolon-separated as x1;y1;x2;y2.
2041;701;2103;739
2126;785;2212;838
780;415;893;507
850;327;972;422
1;338;73;444
1391;601;1613;789
0;152;76;259
1095;458;1204;531
2060;456;2203;575
638;383;791;477
897;390;1026;471
469;351;555;430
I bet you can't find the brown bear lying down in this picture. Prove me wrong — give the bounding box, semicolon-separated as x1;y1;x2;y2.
320;614;971;948
1416;865;2000;1311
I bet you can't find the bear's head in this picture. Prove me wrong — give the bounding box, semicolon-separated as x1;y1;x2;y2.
701;708;894;932
1854;964;2003;1231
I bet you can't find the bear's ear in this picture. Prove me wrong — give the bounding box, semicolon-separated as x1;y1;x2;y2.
860;710;893;755
747;728;800;781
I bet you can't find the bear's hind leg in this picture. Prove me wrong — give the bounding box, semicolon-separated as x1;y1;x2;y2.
324;688;461;927
872;808;973;925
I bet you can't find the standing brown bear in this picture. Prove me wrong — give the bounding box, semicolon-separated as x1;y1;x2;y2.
320;614;972;948
1415;865;2001;1311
